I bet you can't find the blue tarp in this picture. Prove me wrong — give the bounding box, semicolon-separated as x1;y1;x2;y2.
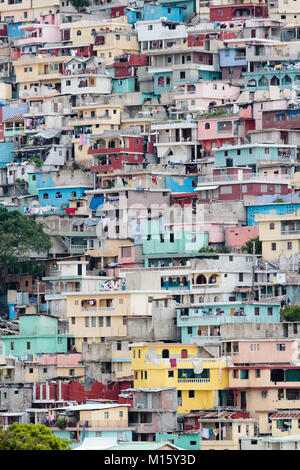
89;195;104;210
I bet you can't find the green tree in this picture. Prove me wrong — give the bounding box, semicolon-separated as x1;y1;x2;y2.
0;208;51;293
0;423;71;450
241;236;262;255
70;0;90;11
280;305;300;322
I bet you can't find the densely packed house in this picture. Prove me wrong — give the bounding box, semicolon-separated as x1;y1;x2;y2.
1;0;300;451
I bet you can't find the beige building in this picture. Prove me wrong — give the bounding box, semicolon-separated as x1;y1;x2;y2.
257;210;300;263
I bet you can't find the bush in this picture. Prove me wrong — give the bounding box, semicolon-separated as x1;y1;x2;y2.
280;305;300;322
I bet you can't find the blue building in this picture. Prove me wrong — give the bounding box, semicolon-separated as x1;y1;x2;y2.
0;142;14;168
37;185;93;212
247;195;300;226
219;48;247;68
8;22;26;39
165;175;198;193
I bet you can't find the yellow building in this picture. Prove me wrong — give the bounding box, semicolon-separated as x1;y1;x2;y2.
65;291;161;352
131;343;229;414
71;103;124;164
15;56;70;96
258;411;300;438
32;0;60;19
257;210;300;262
52;403;131;429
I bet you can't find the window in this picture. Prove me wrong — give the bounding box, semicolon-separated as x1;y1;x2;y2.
268;307;273;315
56;192;62;198
250;344;259;351
85;317;89;327
27;342;31;350
271;243;276;251
286;389;299;400
255;369;260;378
288;242;293;250
255;307;260;316
277;343;286;351
240;369;249;379
10;342;14;350
43;368;47;373
239;273;243;282
71;317;75;324
91;316;96;327
77;30;81;36
269;223;275;230
187;327;193;335
98;317;103;327
233;370;239;378
220;186;232;194
168;370;174;378
104;412;109;419
189;390;195;398
162;349;169;358
43;193;48;199
106;316;111;327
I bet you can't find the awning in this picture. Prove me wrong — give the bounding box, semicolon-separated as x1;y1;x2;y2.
72;219;84;226
195;185;219;191
84;218;100;226
35;129;62;139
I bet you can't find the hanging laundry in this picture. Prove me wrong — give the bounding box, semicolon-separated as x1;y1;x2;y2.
170;358;177;368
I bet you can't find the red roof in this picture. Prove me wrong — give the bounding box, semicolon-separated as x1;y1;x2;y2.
270;412;300;419
4;114;24;123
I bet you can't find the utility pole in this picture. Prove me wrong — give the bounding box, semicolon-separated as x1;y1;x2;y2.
251;241;256;301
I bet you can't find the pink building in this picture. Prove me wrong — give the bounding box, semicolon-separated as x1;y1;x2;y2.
18;20;61;51
174;80;240;112
226;340;297;365
225;225;259;248
0;0;34;22
252;99;288;131
198;116;240;152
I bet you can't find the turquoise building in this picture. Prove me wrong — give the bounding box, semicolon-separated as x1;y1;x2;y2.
158;0;196;20
243;65;300;91
214;144;296;171
177;302;281;345
52;429;133;449
142;220;208;267
156;432;200;450
0;315;72;358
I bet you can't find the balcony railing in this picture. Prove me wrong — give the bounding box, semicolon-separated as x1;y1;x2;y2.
178;378;210;383
281;229;300;235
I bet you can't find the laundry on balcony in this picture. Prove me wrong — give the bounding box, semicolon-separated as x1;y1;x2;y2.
64;207;76;214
